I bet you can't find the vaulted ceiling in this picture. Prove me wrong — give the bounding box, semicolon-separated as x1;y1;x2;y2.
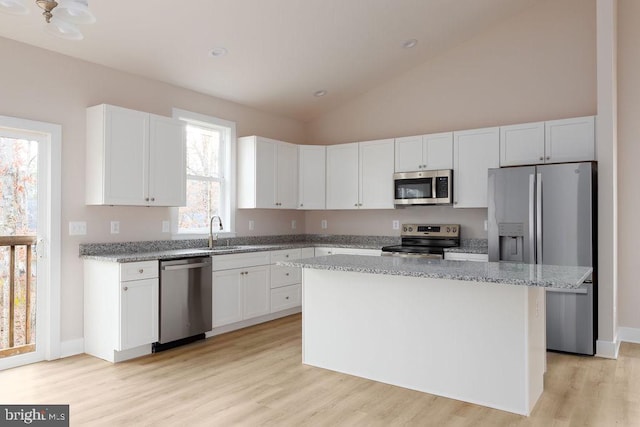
0;0;536;121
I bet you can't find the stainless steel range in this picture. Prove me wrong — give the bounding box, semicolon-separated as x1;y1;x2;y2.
381;224;460;259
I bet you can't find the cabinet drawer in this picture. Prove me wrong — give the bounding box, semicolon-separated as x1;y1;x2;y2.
212;251;271;271
270;248;302;262
120;261;158;281
300;247;315;258
270;284;301;313
270;265;301;288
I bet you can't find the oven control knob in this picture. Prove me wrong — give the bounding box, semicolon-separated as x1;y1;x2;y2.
453;227;457;233
446;227;450;232
403;226;407;232
409;227;413;232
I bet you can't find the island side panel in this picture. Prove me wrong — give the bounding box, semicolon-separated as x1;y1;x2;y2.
301;268;545;416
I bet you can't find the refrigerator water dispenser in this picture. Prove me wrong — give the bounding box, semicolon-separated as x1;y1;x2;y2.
498;223;525;262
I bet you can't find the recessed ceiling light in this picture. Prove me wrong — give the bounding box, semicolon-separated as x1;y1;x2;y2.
313;90;327;97
209;47;228;57
402;39;418;49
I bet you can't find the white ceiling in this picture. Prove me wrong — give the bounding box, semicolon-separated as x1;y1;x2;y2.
0;0;536;122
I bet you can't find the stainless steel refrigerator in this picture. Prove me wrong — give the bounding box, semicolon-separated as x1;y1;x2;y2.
487;162;597;355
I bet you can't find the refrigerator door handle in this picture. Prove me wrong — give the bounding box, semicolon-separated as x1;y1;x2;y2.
529;174;536;264
536;172;543;265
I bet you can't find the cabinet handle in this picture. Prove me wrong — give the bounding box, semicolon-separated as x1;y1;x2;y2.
285;273;290;276
138;269;144;273
123;286;128;291
285;254;289;258
300;203;303;207
546;156;551;160
145;197;149;202
539;157;544;161
418;165;423;169
285;296;290;300
151;197;155;202
354;203;358;207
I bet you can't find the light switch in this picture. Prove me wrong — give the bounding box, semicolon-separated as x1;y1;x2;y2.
249;220;255;230
392;220;400;230
162;220;170;233
291;220;297;229
321;220;328;229
110;221;120;234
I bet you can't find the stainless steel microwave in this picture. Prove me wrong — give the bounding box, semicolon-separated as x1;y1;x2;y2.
393;170;453;206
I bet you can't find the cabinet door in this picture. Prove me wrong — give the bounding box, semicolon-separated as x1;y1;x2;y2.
276;141;298;209
103;105;149;205
500;122;545;166
298;145;326;209
545;116;595;163
394;135;424;172
243;265;270;320
359;139;395;209
326;143;359;209
148;115;186;206
453;127;499;208
424;132;453;170
212;269;243;327
119;278;158;350
255;138;278;208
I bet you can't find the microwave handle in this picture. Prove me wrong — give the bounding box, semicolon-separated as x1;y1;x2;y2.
432;177;437;199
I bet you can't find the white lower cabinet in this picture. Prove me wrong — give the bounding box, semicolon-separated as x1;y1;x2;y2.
212;252;271;328
270;249;305;313
84;260;159;363
444;252;489;262
314;247;382;256
271;284;301;312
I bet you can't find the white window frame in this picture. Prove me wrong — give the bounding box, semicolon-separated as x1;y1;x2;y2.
171;108;236;238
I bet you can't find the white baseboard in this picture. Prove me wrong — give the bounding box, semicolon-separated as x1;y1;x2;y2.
618;327;640;344
596;339;620;359
59;338;84;359
206;307;301;338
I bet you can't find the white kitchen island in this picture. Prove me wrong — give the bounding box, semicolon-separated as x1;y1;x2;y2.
279;255;592;416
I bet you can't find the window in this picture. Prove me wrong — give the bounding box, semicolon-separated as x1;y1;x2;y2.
172;109;236;236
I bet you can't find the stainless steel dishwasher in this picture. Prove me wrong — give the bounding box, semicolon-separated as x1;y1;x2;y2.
155;257;212;351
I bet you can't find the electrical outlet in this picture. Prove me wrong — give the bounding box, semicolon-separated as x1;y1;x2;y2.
110;221;120;234
321;220;327;229
249;220;255;231
392;220;400;230
291;220;297;229
162;220;170;233
69;221;87;236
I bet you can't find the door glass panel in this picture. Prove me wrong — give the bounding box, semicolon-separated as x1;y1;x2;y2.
395;178;432;199
0;136;38;357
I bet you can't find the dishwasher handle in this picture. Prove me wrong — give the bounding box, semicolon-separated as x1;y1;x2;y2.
162;261;211;271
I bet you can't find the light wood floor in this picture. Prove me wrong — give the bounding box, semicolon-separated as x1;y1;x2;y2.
1;314;639;426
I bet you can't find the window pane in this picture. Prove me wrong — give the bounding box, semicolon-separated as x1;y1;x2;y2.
186;125;221;178
0;137;38;235
178;179;221;230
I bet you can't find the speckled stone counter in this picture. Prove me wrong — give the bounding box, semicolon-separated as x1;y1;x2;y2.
445;238;488;254
280;255;591;289
79;234;399;262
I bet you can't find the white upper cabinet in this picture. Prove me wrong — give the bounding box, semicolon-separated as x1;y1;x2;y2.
500;122;545;167
326;139;394;209
545;116;595;164
326;142;359;209
359;139;395;209
453;127;499;208
86;104;186;206
298;145;326;210
237;136;298;209
500;116;595;166
395;132;453;172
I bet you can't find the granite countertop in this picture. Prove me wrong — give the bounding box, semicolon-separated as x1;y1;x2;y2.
279;255;591;289
79;235;489;263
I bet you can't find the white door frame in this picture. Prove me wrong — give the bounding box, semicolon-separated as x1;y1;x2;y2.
0;115;61;369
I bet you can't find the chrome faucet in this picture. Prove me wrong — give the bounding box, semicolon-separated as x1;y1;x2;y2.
209;215;223;249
